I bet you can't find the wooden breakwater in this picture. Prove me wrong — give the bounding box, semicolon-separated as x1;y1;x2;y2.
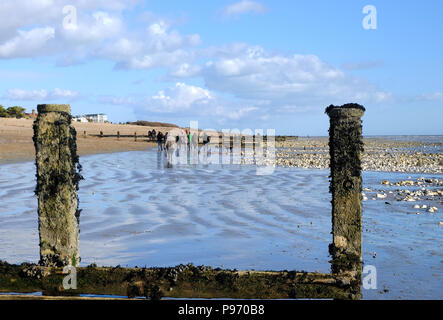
0;103;365;300
32;104;82;267
84;132;298;143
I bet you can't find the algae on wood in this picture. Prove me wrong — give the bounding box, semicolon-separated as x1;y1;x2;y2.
326;104;365;276
0;262;360;300
33;104;83;267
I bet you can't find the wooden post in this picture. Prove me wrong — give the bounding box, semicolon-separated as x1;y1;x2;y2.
100;131;103;138
117;131;120;140
134;132;137;141
0;262;358;299
326;104;365;277
33;104;82;267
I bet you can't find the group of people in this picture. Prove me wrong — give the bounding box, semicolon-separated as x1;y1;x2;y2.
156;131;168;151
147;129;157;141
156;128;214;166
156;128;201;152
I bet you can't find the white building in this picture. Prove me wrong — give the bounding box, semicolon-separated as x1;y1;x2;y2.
85;114;108;123
74;114;108;123
73;116;88;123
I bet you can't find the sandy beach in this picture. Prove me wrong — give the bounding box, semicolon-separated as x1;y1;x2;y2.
0;118;171;164
2;118;442;174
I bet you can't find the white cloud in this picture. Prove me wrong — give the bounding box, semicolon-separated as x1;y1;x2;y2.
0;0;136;41
5;89;48;101
417;92;443;101
148;82;213;113
52;88;80;100
0;1;200;71
0;1;394;126
223;1;267;16
341;60;383;71
98;82;269;127
95;44;393;124
60;11;123;44
0;27;55;58
4;88;79;101
168;63;202;78
201;45;390;109
219;106;258;120
107;19;200;70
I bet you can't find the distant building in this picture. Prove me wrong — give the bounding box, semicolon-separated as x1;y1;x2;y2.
85;114;108;123
73;113;108;123
73;116;88;123
25;109;38;119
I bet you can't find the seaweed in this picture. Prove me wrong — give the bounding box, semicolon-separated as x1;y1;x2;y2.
326;104;365;275
33;104;83;267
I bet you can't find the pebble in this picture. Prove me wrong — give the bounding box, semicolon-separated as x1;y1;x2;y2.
271;139;443;174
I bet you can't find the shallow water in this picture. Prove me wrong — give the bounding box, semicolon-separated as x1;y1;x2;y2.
0;150;441;299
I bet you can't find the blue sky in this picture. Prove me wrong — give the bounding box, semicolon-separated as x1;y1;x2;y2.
0;0;442;135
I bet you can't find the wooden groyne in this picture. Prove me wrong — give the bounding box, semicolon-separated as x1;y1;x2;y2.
326;104;365;276
32;104;82;267
85;132;297;144
1;103;365;300
0;261;359;299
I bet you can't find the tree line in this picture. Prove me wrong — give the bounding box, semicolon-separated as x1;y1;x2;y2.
0;105;26;118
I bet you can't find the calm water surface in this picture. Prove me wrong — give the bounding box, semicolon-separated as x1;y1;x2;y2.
0;149;441;299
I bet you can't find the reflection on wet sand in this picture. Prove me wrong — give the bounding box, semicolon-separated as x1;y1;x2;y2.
0;150;442;299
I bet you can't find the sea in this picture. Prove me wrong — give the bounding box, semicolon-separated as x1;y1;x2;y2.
0;135;442;299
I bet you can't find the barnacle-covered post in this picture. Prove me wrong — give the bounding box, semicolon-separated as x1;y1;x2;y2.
33;104;82;267
326;104;365;278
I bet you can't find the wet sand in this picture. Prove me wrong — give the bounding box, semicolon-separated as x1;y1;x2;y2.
0;118;170;163
1;119;442;299
0;150;442;299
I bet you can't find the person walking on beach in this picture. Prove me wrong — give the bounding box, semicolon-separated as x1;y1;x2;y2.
190;130;198;164
191;131;198;150
202;132;210;145
163;132;168;150
186;129;192;151
157;131;164;151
